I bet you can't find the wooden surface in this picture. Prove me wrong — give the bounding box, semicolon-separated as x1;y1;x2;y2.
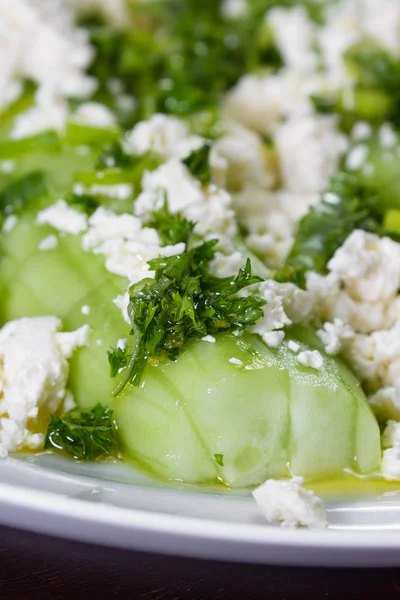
1;525;400;599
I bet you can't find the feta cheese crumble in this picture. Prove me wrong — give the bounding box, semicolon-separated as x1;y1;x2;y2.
0;317;89;458
253;477;328;529
72;102;117;129
297;350;324;370
81;305;90;316
38;234;58;251
37;200;88;235
229;357;243;366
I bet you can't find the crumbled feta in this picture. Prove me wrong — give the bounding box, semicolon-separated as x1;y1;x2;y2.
74;182;133;200
0;0;95;114
381;421;400;480
251;280;292;343
113;292;130;325
346;144;369;171
229;357;243;366
202;335;216;344
221;0;247;20
81;305;90;316
369;387;400;423
297;350;324;370
212;123;276;191
223;69;322;135
288;341;300;353
37;199;88;235
2;215;18;233
379;123;397;148
263;331;285;348
210;251;244;278
0;161;15;174
328;230;400;304
135;159;237;244
351;121;372;141
268;6;318;72
12;88;69;139
72;102;116;129
124;114;204;160
274;115;348;193
317;319;354;355
83;207;184;285
38;234;58;251
116;338;127;351
253;477;328;529
0;317;88;458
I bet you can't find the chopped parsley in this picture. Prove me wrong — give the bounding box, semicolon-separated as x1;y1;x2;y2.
280;172;400;286
108;346;129;378
45;404;119;461
148;196;195;246
113;242;265;393
0;171;47;219
182;143;212;185
66;191;100;215
214;453;224;466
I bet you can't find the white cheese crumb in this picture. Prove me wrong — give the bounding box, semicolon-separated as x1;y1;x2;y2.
0;161;15;174
221;0;247;20
263;331;285;348
124;113;203;160
116;338;127;351
113;292;130;325
268;6;318;72
2;215;18;233
81;305;90;316
346;144;369;171
37;199;88;235
74;183;133;200
72;102;116;129
253;477;328;529
381;421;400;480
229;357;243;366
83;207;184;285
351;121;372;141
38;234;58;251
379;123;397;148
202;335;216;344
96;339;103;346
369;387;400;423
288;341;300;353
0;317;88;458
317;319;354;355
297;350;324;370
274;115;348;193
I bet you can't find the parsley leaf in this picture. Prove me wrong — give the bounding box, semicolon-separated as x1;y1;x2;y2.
108;346;128;377
148;196;195;246
214;453;224;466
113;243;265;393
96;141;134;170
66;191;100;215
281;172;400;286
0;171;47;219
45;404;118;461
182;143;212;184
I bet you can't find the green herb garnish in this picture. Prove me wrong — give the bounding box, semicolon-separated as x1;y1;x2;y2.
214;453;224;466
45;404;118;461
148;197;195;246
108;346;129;378
281;172;400;286
113;242;265;393
0;171;47;217
182;143;212;184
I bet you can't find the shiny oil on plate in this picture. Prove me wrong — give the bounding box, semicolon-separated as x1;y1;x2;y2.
1;454;400;566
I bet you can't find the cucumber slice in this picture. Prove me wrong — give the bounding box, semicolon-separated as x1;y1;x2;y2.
114;330;381;487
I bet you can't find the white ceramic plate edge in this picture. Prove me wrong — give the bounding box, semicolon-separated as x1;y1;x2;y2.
2;481;400;567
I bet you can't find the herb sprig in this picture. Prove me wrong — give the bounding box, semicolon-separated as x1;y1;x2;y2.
45;404;119;461
113;242;265;393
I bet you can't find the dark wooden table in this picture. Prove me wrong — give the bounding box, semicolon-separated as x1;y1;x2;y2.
1;525;400;599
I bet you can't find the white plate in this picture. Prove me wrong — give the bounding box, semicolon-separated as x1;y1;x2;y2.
2;454;400;567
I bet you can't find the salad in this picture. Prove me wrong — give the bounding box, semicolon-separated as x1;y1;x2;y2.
2;0;400;530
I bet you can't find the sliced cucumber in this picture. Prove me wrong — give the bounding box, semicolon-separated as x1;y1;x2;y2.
114;330;381;487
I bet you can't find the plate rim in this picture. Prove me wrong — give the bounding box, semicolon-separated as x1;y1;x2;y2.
2;479;400;567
